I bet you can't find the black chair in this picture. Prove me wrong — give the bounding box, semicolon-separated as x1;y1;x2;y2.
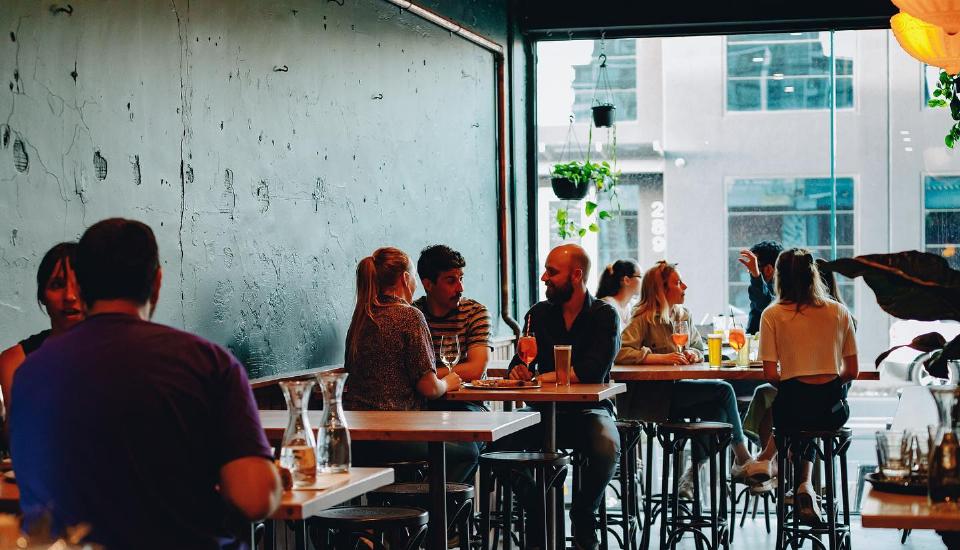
308;506;428;550
478;451;570;550
598;419;645;550
657;421;733;550
367;482;474;549
774;428;853;550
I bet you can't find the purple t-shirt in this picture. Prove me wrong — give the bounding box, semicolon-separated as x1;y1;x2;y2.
10;313;272;550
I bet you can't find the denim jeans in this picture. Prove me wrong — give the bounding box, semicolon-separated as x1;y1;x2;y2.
493;407;620;546
668;380;746;463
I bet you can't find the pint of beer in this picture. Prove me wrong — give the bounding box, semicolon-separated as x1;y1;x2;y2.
554;345;572;386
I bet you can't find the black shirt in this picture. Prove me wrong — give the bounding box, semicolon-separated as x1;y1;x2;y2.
509;292;620;411
18;329;51;356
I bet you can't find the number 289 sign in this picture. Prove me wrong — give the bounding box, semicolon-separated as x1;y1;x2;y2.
651;201;666;253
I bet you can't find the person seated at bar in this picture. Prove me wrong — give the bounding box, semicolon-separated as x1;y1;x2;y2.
739;240;782;335
343;246;479;483
413;244;492;385
742;258;855;487
505;243;621;550
10;218;280;549
758;248;858;526
0;242;85;414
616;260;759;495
595;259;642;328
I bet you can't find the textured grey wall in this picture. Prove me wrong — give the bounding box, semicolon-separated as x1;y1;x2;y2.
0;0;519;379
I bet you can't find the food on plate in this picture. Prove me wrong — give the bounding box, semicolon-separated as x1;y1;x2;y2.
470;378;538;388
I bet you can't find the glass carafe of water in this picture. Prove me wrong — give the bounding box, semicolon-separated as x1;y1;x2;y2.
316;372;351;473
279;379;317;486
928;385;960;503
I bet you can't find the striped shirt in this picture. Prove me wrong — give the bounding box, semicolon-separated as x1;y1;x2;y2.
413;297;493;367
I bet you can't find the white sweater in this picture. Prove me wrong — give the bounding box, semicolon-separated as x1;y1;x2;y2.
757;300;857;381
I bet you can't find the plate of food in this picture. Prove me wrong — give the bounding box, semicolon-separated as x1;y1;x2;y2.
463;378;541;390
721;360;763;368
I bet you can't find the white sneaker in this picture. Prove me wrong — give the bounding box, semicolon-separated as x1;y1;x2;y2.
678;468;696;499
744;459;773;482
731;458;758;482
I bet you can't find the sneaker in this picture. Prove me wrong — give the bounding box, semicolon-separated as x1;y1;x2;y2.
795;486;827;527
731;458;758;483
744;459;773;482
750;477;776;494
678;468;696;500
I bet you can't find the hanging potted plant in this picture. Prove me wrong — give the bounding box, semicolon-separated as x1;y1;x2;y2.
591;52;616;128
928;69;960;147
554;159;619;239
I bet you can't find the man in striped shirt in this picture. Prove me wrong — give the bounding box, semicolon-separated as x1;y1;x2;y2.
413;244;492;382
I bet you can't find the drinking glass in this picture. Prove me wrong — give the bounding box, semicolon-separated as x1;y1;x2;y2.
671;320;690;355
707;333;723;368
440;334;461;370
554;344;572;386
279;379;318;486
876;430;911;479
517;333;538;376
728;321;746;355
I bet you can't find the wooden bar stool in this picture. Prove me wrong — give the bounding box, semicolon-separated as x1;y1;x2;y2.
774;428;853;550
367;482;474;549
478;451;570;550
308;506;428;550
597;419;645;550
657;421;732;550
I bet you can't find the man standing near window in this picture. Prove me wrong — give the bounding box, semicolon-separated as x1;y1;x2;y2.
10;218;280;549
739;240;783;334
506;243;621;550
413;244;492;383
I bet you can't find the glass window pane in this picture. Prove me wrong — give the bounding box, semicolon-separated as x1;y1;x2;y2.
728;80;762;111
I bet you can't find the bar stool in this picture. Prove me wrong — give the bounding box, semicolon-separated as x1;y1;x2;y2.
367;482;474;549
478;451;570;550
729;397;773;543
308;506;428;550
774;428;853;550
383;459;429;482
657;421;732;550
600;419;644;550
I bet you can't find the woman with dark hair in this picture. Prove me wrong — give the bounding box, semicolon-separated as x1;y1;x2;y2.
759;248;859;525
595;259;642;327
0;242;84;411
343;247;478;482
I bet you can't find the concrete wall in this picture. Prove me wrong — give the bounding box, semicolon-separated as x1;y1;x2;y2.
0;0;525;379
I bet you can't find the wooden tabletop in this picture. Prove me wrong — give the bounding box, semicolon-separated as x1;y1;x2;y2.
485;360;880;381
445;381;626;402
271;467;394;520
260;410;541;443
861;487;960;531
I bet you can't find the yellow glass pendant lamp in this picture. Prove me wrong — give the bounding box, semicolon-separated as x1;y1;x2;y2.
891;11;960;74
892;0;960;34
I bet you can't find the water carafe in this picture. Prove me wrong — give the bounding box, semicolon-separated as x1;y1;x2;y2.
316;372;351;473
279;379;317;486
928;385;960;503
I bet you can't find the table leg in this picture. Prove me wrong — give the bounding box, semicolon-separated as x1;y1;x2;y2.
428;441;448;550
542;402;559;550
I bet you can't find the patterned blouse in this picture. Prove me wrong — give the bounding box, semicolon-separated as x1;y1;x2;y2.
343;295;437;411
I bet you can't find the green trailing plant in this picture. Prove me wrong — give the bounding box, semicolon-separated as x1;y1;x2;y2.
927;69;960;148
551;159;620;239
823;251;960;378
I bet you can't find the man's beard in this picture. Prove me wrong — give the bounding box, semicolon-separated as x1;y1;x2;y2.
545;279;573;305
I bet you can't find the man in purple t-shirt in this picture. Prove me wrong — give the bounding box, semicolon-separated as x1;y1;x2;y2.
10;218;280;549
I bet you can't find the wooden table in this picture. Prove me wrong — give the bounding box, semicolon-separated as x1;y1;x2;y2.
260;410;540;550
485;360;880;381
446;382;625;550
861;487;960;531
271;467;394;520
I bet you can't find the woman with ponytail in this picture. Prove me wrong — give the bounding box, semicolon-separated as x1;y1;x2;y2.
759;248;859;525
595;259;642;328
343;247;478;482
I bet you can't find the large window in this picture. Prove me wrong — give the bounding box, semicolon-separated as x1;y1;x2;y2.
727;177;856;310
924;175;960;269
727;33;854;111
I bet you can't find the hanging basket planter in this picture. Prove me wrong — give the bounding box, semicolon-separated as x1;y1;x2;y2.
551;176;590;200
591;104;616;128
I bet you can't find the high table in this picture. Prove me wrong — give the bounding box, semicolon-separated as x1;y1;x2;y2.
271;467;395;520
861;488;960;546
260;409;541;550
485;360;881;381
446;382;626;550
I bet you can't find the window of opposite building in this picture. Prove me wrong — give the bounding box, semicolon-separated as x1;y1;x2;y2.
924;175;960;270
727;177;856;312
727;32;855;112
570;39;638;123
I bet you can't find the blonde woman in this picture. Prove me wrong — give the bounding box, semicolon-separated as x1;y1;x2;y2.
343;247;478;482
616;261;758;494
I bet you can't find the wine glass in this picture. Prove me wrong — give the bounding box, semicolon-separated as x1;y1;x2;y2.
728;320;746;353
517;333;538;378
440;334;461;370
671;320;689;355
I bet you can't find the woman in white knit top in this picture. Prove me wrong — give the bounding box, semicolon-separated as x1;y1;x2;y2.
758;248;859;525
